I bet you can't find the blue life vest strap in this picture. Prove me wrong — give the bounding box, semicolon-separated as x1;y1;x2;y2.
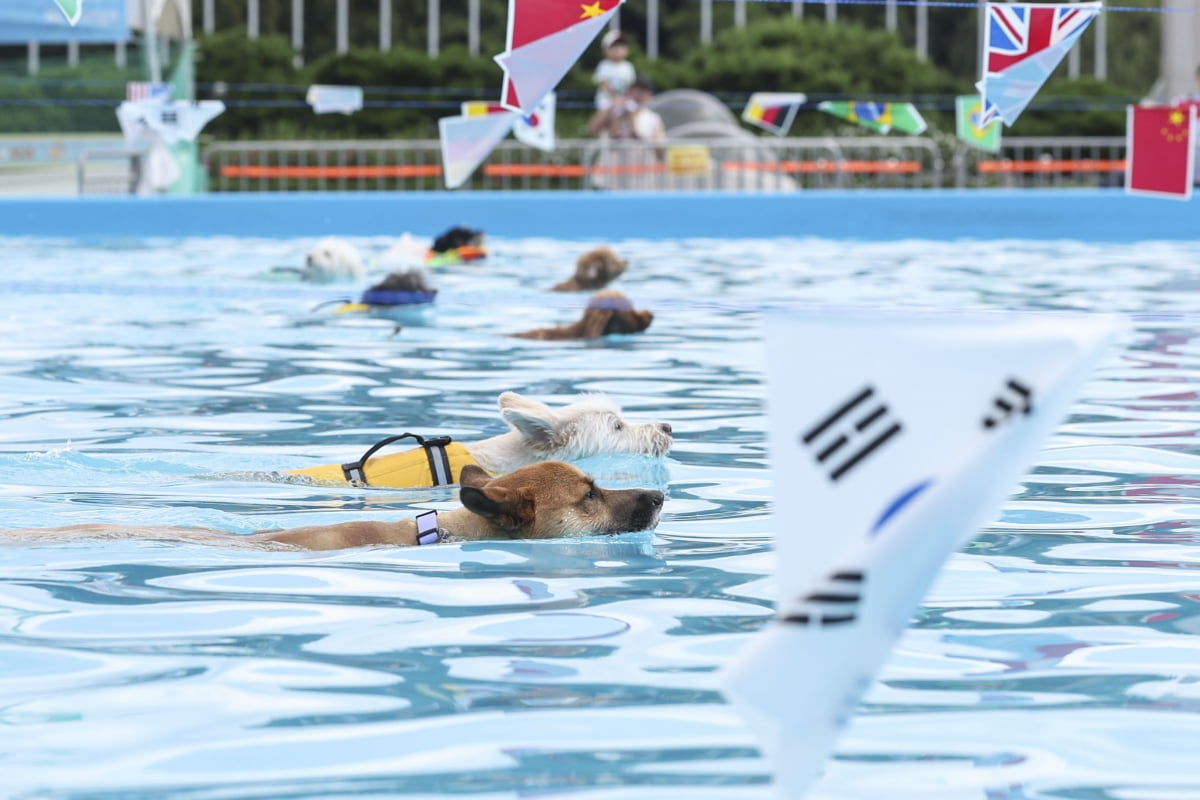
415;510;441;545
341;432;455;487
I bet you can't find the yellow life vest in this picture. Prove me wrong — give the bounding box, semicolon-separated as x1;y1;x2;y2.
284;433;479;488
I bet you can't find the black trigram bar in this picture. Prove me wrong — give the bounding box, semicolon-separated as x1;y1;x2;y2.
982;377;1034;430
801;385;902;482
780;569;865;626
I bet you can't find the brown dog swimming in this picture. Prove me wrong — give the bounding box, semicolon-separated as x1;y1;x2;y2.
0;462;664;551
551;246;628;292
515;291;653;341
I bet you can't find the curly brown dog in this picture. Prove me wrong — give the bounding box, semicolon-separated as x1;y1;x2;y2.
515;291;653;341
551;246;628;292
0;462;664;551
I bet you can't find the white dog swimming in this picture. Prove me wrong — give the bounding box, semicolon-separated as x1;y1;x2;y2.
471;391;672;472
283;391;673;488
302;237;365;282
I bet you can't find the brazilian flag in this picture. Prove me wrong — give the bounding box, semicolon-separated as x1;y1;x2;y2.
817;101;927;136
955;95;1002;154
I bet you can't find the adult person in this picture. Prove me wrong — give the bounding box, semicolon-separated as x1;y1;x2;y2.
587;77;666;143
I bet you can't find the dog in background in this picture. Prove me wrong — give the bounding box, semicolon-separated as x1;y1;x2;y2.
302;237;366;282
552;246;628;292
1;462;665;551
515;291;653;341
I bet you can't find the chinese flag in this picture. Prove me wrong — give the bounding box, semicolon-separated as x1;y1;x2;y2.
1126;105;1196;200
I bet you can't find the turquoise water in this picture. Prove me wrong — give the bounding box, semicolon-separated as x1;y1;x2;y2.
2;235;1200;799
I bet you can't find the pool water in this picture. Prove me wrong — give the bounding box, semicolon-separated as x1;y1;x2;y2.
3;235;1200;799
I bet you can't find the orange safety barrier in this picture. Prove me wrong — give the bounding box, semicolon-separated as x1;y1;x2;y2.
978;158;1126;174
725;159;923;175
219;164;443;179
220;160;926;181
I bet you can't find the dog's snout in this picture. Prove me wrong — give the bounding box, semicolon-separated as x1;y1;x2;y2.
658;422;672;435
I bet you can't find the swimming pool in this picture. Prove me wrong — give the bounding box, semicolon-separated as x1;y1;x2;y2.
3;222;1200;799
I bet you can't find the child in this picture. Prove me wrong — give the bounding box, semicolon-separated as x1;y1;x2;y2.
593;30;636;111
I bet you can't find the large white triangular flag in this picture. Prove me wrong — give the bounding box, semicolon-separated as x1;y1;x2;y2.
723;309;1120;800
439;112;518;190
306;85;364;115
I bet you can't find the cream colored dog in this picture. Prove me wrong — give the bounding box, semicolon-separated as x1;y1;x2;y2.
302;237;366;282
470;392;672;472
2;462;664;551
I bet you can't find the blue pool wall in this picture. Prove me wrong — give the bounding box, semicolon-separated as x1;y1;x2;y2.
0;190;1196;241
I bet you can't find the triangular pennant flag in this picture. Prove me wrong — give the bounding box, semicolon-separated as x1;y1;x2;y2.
495;0;622;114
513;92;556;152
817;101;927;135
956;94;1002;153
116;100;225;146
723;309;1119;799
1125;104;1197;201
741;92;807;136
51;0;83;25
976;1;1101;128
439;112;518;190
306;85;364;115
459;93;556;152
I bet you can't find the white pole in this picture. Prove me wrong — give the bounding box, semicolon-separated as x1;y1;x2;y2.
27;42;39;76
826;0;837;24
886;0;897;32
428;0;440;57
381;0;392;50
792;0;803;18
293;0;304;64
248;0;259;39
143;0;161;83
915;0;928;61
203;0;214;34
468;0;480;55
68;40;79;67
700;0;712;44
337;0;349;54
116;40;127;68
1094;9;1106;80
735;0;746;27
647;0;658;58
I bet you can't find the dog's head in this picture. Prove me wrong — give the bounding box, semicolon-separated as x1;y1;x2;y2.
498;391;672;460
431;226;485;253
303;237;366;283
370;268;435;293
458;462;663;539
553;246;628;292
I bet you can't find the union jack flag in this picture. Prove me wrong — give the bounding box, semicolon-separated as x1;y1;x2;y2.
976;1;1100;127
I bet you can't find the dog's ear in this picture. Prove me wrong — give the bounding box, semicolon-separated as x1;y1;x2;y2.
458;463;492;489
579;308;615;339
499;393;558;444
460;480;530;523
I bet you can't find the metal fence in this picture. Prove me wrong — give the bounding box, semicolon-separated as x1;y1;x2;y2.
174;135;1132;194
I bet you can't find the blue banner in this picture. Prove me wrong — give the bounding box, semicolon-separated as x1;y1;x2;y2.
0;0;129;43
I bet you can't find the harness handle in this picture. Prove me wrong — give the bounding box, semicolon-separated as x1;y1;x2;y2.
341;432;455;487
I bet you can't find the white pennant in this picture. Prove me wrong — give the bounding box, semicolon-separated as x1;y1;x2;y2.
723;309;1120;799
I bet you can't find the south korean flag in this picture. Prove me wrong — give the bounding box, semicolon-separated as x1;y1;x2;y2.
723;309;1120;800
